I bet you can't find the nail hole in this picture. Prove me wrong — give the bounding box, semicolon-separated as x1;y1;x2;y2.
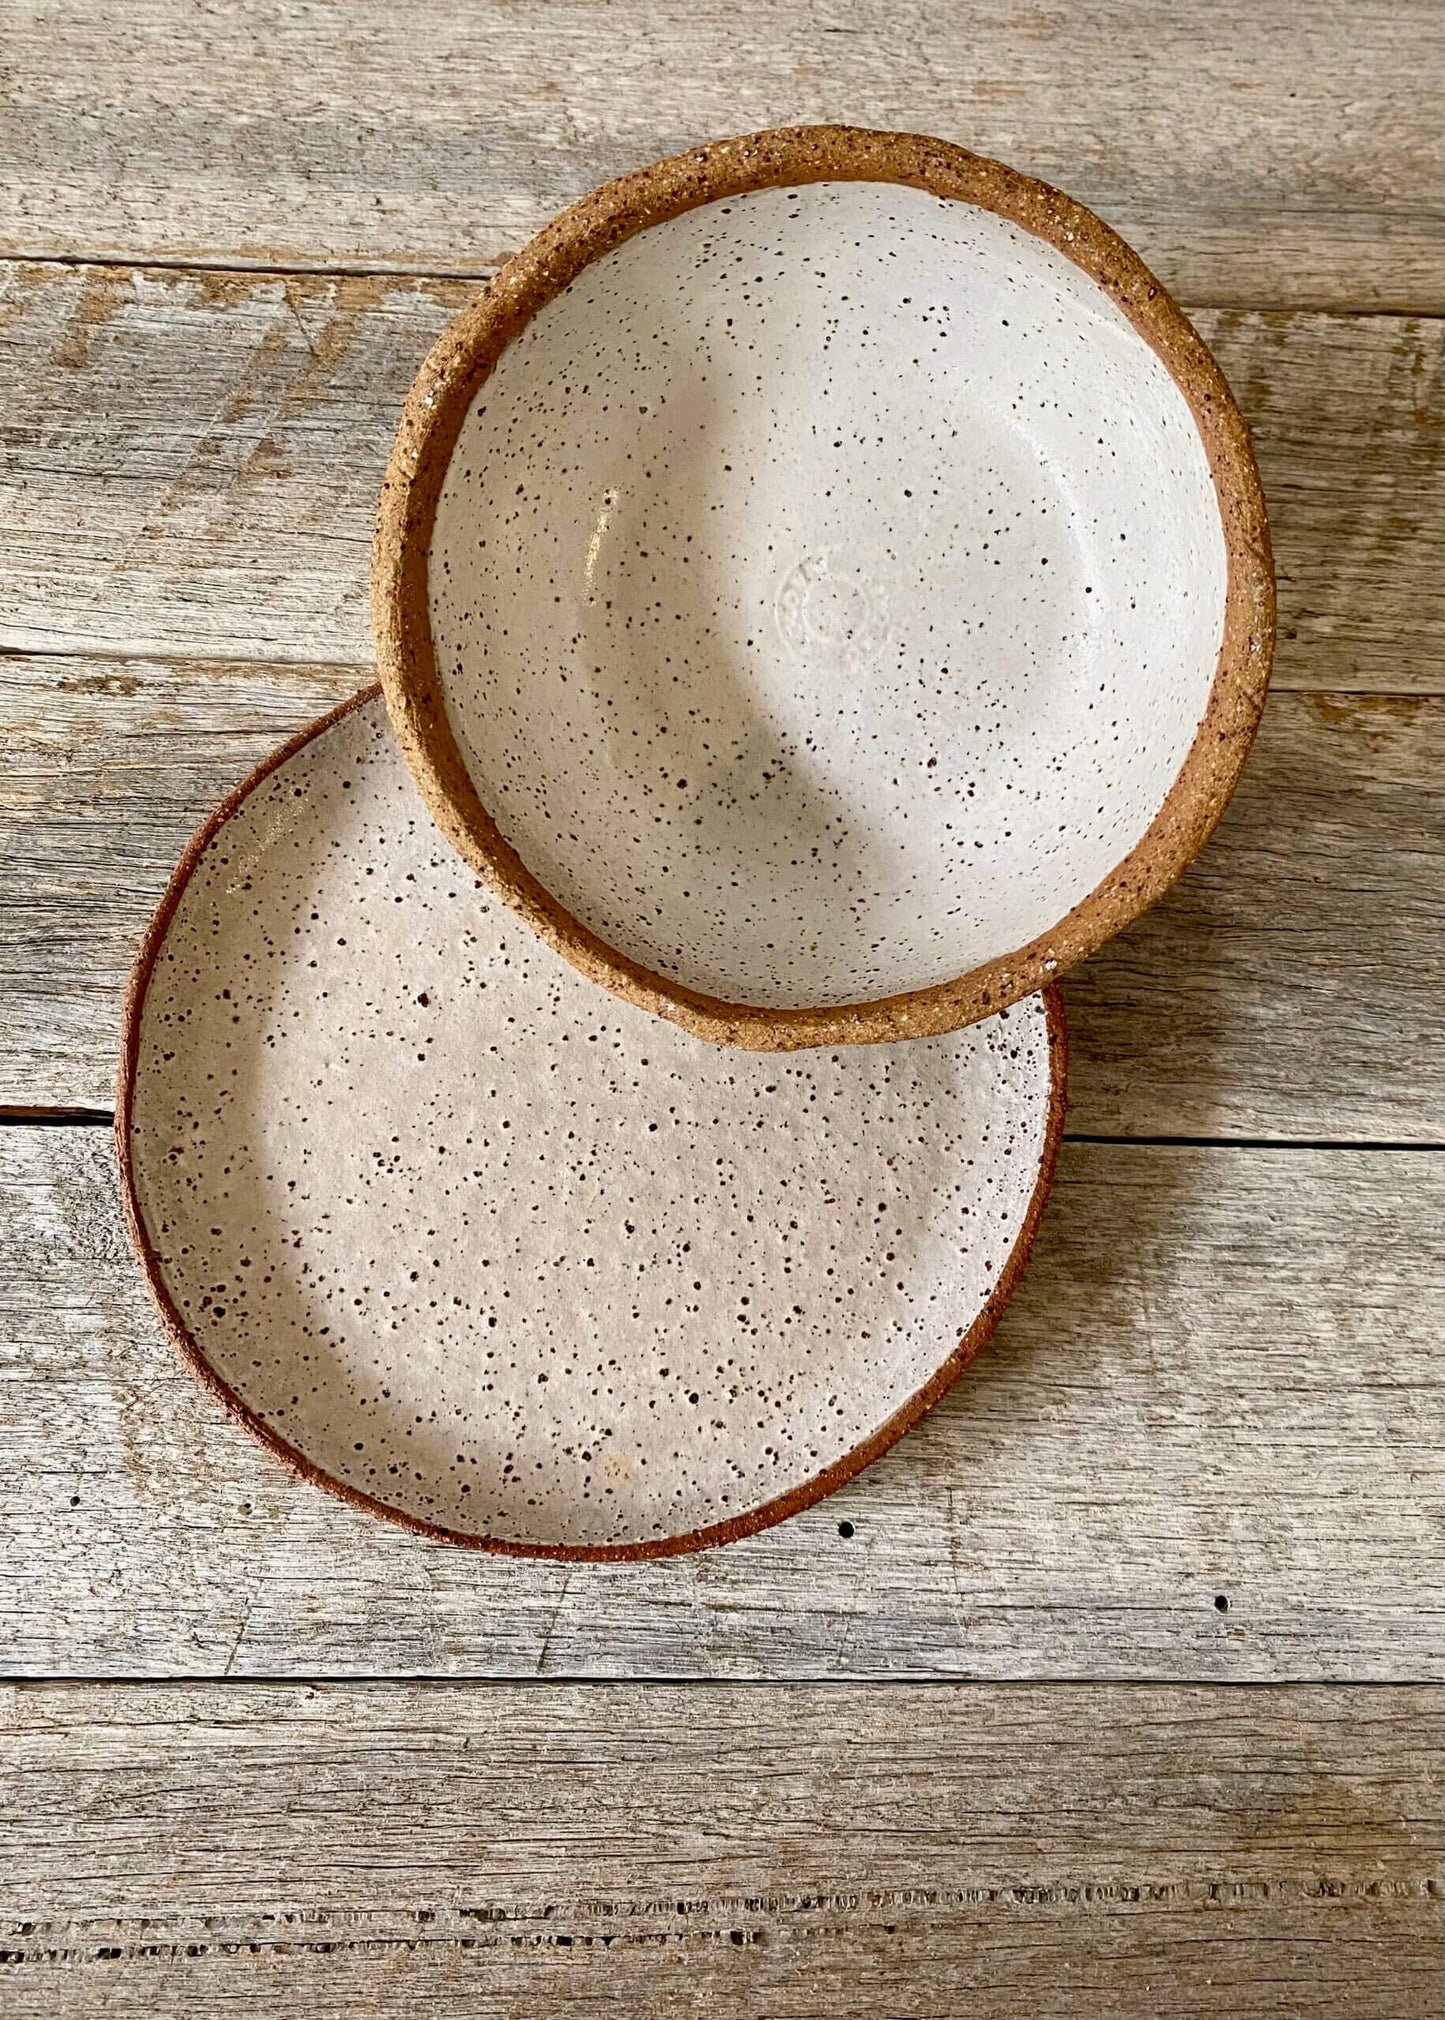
837;1520;855;1539
1214;1593;1229;1612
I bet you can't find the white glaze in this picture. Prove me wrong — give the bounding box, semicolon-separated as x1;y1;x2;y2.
128;699;1057;1550
431;179;1227;1011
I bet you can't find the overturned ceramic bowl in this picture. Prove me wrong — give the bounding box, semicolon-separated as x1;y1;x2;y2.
375;124;1273;1051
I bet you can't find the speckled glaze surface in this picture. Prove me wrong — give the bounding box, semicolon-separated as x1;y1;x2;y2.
374;125;1273;1051
118;692;1066;1558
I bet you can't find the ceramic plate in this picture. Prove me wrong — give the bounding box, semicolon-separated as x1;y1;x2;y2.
119;693;1066;1557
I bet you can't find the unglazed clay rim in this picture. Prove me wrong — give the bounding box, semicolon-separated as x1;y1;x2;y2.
373;123;1274;1052
115;686;1068;1560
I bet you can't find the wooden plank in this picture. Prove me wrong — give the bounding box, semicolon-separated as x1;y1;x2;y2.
1;1681;1439;2018
1;0;1441;310
0;655;363;1112
0;265;1438;687
0;1128;1439;1681
1065;689;1444;1142
4;658;1440;1136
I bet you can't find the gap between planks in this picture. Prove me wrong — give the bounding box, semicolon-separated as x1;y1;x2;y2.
2;1671;1440;1690
2;638;1442;691
6;245;1442;317
2;1115;1442;1153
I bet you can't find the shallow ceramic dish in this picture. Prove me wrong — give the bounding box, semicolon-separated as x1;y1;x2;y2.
375;124;1273;1051
118;692;1065;1558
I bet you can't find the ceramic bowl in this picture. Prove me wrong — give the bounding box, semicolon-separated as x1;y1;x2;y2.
374;124;1273;1050
118;690;1065;1558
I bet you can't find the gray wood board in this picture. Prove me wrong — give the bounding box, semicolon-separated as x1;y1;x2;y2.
0;267;1439;689
1;1129;1439;1681
3;659;1441;1138
1;1680;1440;2018
2;10;1440;2010
1;0;1441;309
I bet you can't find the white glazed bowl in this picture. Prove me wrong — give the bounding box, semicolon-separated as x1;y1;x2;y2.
375;127;1273;1049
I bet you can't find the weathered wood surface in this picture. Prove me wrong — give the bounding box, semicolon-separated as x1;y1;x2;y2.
0;8;1437;2010
2;1128;1439;1680
0;655;363;1114
2;1681;1439;2019
1;0;1441;312
1067;688;1444;1143
3;657;1440;1137
0;265;1440;689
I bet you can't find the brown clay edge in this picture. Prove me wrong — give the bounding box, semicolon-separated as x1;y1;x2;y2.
373;122;1274;1053
115;694;1068;1560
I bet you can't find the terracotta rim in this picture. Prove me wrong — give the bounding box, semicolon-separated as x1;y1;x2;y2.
115;685;1069;1560
373;122;1274;1053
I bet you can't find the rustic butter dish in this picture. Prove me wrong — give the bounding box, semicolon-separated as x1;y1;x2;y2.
118;692;1065;1558
374;123;1273;1051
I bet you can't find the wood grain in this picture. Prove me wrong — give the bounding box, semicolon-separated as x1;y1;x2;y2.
0;655;363;1112
1;1680;1439;2018
0;265;1438;688
1;1128;1439;1681
0;12;1437;2007
1;0;1441;310
1065;688;1444;1142
4;658;1439;1135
